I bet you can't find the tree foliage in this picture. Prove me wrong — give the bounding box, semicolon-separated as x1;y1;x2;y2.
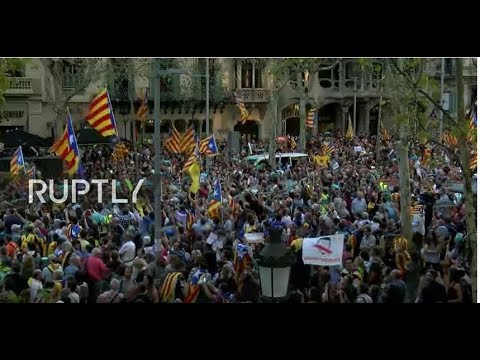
0;58;27;108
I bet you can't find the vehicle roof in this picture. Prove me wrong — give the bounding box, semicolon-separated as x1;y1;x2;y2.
245;152;308;161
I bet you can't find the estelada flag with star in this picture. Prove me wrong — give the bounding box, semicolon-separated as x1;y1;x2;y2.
208;177;222;218
199;135;219;156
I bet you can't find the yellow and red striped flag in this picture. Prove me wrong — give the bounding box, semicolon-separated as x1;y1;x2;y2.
179;126;195;154
112;142;129;162
443;132;458;147
346;114;354;140
85;88;118;138
234;92;250;125
50;109;81;176
470;153;477;170
136;88;149;122
10;146;25;177
165;126;181;154
320;144;334;156
306;109;315;128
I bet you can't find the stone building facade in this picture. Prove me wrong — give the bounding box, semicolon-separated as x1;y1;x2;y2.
1;58;476;143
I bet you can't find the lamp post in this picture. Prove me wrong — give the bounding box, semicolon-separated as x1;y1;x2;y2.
257;228;292;303
152;59;186;246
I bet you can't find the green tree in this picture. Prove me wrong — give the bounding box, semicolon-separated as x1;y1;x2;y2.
41;58;105;136
272;60;341;149
0;58;26;108
369;58;476;300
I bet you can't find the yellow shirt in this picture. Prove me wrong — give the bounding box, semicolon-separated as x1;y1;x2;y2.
290;238;303;252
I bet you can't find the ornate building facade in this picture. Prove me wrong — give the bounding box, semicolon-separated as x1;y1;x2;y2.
1;58;476;143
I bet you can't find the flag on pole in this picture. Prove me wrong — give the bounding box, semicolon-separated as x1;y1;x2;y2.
179;126;195;154
165;126;181;154
306;109;315;128
208;178;222;218
188;161;201;194
10;146;25;177
198;135;219;156
346;114;354;140
50;109;81;176
85;88;118;137
233;92;250;125
136;88;149;122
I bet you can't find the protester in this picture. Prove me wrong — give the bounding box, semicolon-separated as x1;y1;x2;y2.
0;131;474;303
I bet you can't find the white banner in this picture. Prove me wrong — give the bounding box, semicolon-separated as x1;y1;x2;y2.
302;235;344;266
244;232;265;243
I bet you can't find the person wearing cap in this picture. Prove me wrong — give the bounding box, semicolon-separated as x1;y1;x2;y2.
10;223;22;246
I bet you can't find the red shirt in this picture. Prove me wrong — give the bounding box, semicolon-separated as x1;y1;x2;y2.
5;241;18;257
86;256;109;282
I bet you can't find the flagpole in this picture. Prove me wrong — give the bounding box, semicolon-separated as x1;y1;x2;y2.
205;58;210;173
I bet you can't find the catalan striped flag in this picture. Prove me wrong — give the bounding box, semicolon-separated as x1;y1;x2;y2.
410;204;424;215
10;146;25;177
443;132;458;147
112;142;129;162
346;114;354;140
228;194;235;211
306;109;315;128
136;88;149;122
186;210;195;231
179;126;195;154
26;164;36;179
470;153;477;170
208;178;222;219
49;109;80;176
85;88;118;138
467;104;476;144
183;150;197;172
320;144;334;156
233;92;250;125
198;135;218;156
165;126;181;154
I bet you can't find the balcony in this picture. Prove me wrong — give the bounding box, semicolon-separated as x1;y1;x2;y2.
234;88;269;103
5;77;34;95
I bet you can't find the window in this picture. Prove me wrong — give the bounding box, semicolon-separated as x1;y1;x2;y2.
62;60;85;89
255;65;263;88
110;59;130;99
5;68;25;77
444;58;454;76
242;62;253;88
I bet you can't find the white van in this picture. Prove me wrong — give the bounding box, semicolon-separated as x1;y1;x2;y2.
244;152;309;168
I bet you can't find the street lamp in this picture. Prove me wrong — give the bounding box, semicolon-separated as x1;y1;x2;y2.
152;60;186;246
257;228;292;302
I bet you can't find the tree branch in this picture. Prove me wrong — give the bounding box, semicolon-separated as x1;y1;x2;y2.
65;59;100;101
388;59;455;124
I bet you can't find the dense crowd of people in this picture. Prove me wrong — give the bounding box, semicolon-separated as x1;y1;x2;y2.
0;130;474;303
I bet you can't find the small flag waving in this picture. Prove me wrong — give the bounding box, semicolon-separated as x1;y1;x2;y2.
136;88;149;122
234;92;250;125
199;135;218;156
165;126;181;154
179;126;195;154
10;146;25;177
306;109;315;128
50;109;80;176
85;88;118;138
346;114;354;140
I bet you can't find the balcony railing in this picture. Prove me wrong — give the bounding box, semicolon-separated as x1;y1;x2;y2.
234;88;269;102
5;77;34;95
